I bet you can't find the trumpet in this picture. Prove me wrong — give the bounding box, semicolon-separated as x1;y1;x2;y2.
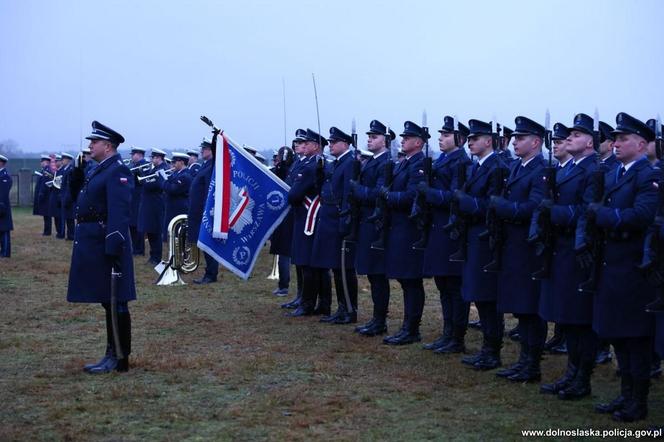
45;175;63;189
122;158;131;165
34;170;54;178
130;163;153;173
137;167;174;182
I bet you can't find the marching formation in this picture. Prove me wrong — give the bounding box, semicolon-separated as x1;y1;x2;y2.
271;112;664;424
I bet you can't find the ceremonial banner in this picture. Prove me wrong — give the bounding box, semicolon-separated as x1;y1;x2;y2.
197;133;290;280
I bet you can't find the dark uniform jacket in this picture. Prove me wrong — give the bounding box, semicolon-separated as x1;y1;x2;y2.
59;164;76;219
137;163;168;234
457;153;506;302
310;150;356;269
0;168;13;231
188;162;201;178
288;155;322;266
384;150;426;279
129;158;149;227
587;158;659;338
48;167;63;218
33;166;52;216
163;168;192;234
539;155;597;324
269;158;298;256
67;154;136;303
187;159;213;244
422;149;472;277
353;151;390;275
492;155;546;314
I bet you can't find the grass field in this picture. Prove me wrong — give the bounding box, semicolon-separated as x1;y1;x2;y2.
1;207;663;441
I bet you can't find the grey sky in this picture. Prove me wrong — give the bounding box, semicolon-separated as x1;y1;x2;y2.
1;0;663;154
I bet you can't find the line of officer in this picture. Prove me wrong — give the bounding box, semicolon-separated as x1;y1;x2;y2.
128;146;148;256
188;138;219;284
67;121;135;373
350;120;393;336
0;154;13;257
33;154;53;236
286;129;332;317
456;119;507;369
162;152;192;239
310;127;358;324
380;121;428;345
137;148;168;265
59;152;76;240
419;117;472;353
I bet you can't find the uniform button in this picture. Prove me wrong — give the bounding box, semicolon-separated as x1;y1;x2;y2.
602;262;607;266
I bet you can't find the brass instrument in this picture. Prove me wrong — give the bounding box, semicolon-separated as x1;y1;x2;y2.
45;175;63;189
154;214;200;285
34;170;54;178
130;163;153;173
122;158;131;165
137;167;174;182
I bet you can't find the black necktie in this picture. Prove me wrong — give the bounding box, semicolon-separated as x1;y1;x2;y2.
564;162;575;177
618;166;626;180
470;162;479;177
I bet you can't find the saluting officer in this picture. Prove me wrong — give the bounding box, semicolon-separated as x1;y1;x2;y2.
281;129;309;309
311;127;358;324
127;147;148;255
286;129;331;317
538;113;600;399
188;138;219;284
419;116;472;353
59;152;76;240
34;155;54;236
0;155;13;257
162;152;192;238
138;148;168;265
456;119;507;370
583;113;658;422
490;116;547;382
187;149;201;178
351;120;394;336
67;121;135;373
381;121;428;345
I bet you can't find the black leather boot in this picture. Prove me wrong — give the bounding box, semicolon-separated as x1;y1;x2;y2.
281;295;301;309
320;305;346;323
423;334;450;351
473;338;502;371
558;361;592;400
596;374;632;414
355;317;376;333
613;378;649;422
383;320;421;345
508;345;542;382
360;317;387;336
544;324;565;352
541;360;577;395
84;308;113;372
435;326;466;354
496;343;528;378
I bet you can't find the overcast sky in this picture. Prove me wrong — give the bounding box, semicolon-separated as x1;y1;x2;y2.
1;0;663;155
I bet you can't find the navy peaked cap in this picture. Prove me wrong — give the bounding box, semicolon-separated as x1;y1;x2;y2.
200;138;213;149
366;120;396;140
85;120;125;145
303;129;328;147
502;126;514;139
467;119;493;137
613;113;654;142
130;146;146;154
439;116;470;137
646;119;663;139
570;113;594;136
400;121;431;139
186;149;199;156
599;121;615;143
552;123;570;140
512;116;545;138
328;127;353;144
294;128;307;142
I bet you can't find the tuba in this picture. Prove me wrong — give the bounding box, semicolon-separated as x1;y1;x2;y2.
154;214;200;285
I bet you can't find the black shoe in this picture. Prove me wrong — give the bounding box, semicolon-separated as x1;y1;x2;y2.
434;339;465;354
544;335;565;352
558;373;592;400
540;363;577;395
87;352;129;374
473;353;501;371
508;366;541;383
422;334;451;351
461;351;484;366
359;321;387;337
355;318;376;333
595;396;626;414
287;306;313;317
468;319;482;330
83;345;112;373
193;276;217;284
596;349;612;365
333;311;357;324
496;361;526;378
383;328;408;344
549;342;568;354
320;308;345;323
384;330;421;345
281;296;301;309
312;306;331;316
612;379;649;422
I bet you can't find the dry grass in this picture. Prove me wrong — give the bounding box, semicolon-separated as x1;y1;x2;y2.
1;207;663;441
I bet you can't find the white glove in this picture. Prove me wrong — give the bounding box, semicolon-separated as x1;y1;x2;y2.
157;169;168;180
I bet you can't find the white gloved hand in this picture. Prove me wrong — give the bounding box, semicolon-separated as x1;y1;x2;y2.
157;169;168;180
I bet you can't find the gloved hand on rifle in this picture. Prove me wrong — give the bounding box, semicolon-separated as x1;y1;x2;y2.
454;189;477;215
348;179;359;200
377;186;390;201
539;198;554;213
108;254;123;273
416;180;429;196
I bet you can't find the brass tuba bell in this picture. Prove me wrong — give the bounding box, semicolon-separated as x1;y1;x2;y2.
154;214;200;285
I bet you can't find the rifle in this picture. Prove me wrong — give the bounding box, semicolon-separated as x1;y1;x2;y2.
410;111;431;249
343;119;362;242
447;162;469;262
370;160;395;250
482;121;509;272
577;109;604;293
530;110;556;280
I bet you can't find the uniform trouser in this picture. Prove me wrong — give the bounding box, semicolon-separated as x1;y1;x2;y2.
42;216;52;235
54;216;64;237
0;230;10;257
475;301;503;345
65;218;75;239
332;267;358;311
397;278;425;330
130;225;144;255
566;324;599;369
203;252;219;280
613;336;653;382
301;266;331;310
515;313;547;350
367;273;390;319
278;255;291;290
147;232;162;261
434;275;467;336
295;265;303;297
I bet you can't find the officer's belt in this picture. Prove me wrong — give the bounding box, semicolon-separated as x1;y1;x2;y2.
77;215;107;223
605;231;635;241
